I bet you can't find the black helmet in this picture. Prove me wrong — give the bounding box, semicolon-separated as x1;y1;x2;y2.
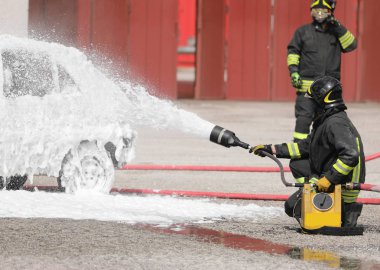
307;76;344;108
310;0;337;12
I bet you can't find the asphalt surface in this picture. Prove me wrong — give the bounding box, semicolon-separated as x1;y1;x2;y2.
4;100;380;269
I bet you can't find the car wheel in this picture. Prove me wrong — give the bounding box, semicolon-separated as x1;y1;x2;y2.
58;140;115;193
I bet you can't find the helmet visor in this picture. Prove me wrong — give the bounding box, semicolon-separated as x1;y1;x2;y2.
311;8;331;23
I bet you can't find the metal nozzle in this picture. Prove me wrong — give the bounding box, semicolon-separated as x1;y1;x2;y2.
209;125;250;149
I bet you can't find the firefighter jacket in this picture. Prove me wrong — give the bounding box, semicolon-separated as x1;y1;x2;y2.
274;106;365;203
287;21;357;92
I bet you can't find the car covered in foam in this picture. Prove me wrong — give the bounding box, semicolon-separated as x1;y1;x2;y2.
0;35;136;193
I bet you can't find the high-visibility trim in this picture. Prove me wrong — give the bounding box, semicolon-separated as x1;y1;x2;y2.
333;159;354;175
309;177;319;184
339;31;355;49
351;138;361;184
293;132;308;140
310;0;332;9
323;0;332;9
341;195;358;203
324;90;337;104
342;137;361;203
287;54;300;66
298;79;314;93
343;138;362;203
287;143;301;159
295;177;305;183
342;190;360;196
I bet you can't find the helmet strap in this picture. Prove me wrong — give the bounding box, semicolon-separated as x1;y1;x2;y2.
324;101;345;109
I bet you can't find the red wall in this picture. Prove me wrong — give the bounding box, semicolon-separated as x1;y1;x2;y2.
177;0;196;67
334;0;359;101
29;0;78;46
226;0;271;100
27;0;380;101
357;0;380;102
29;0;178;99
195;0;225;99
127;0;178;98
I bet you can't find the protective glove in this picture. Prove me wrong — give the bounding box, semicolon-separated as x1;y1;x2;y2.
291;72;302;89
326;15;341;27
249;144;273;157
315;176;332;192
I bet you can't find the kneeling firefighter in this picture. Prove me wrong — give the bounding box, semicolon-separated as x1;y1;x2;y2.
251;76;365;228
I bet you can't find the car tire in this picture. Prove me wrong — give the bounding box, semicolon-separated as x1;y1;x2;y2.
57;140;115;193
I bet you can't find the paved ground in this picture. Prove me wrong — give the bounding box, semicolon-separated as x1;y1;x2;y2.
3;100;380;269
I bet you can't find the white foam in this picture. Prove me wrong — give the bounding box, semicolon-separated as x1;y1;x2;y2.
0;35;214;180
0;190;283;225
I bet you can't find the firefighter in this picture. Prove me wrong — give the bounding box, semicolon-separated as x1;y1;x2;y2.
288;0;357;141
251;76;365;227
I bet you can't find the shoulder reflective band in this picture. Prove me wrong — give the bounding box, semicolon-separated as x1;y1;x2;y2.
333;159;354;175
287;143;301;159
293;132;308;140
287;54;300;66
339;30;355;49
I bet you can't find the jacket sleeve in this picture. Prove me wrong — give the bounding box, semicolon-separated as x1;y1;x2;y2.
287;28;302;74
330;23;357;53
324;122;360;184
274;136;310;159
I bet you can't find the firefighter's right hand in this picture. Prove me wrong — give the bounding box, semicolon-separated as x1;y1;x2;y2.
291;72;302;89
326;15;341;27
249;144;273;157
316;176;332;192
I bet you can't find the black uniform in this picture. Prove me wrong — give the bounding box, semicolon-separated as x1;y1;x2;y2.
287;21;357;141
274;105;365;227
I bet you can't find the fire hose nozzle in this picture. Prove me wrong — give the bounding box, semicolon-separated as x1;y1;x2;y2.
209;125;250;149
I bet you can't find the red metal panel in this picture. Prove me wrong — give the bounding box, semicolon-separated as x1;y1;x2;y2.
357;0;380;101
129;0;177;98
272;0;310;101
195;0;225;99
160;0;178;98
334;0;359;102
90;0;129;76
28;0;77;46
127;0;147;82
76;0;91;49
28;0;46;37
226;0;271;100
177;0;196;67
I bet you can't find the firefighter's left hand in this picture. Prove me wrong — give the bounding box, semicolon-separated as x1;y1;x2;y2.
249;144;273;157
316;176;331;192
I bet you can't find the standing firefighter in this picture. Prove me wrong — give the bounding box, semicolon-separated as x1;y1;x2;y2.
287;0;357;141
251;76;365;228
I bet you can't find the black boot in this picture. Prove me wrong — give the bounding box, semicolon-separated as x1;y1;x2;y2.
284;189;302;220
342;202;363;227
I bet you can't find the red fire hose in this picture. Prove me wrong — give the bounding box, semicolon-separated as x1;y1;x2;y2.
121;152;380;172
121;164;286;172
23;185;380;205
111;151;380;205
